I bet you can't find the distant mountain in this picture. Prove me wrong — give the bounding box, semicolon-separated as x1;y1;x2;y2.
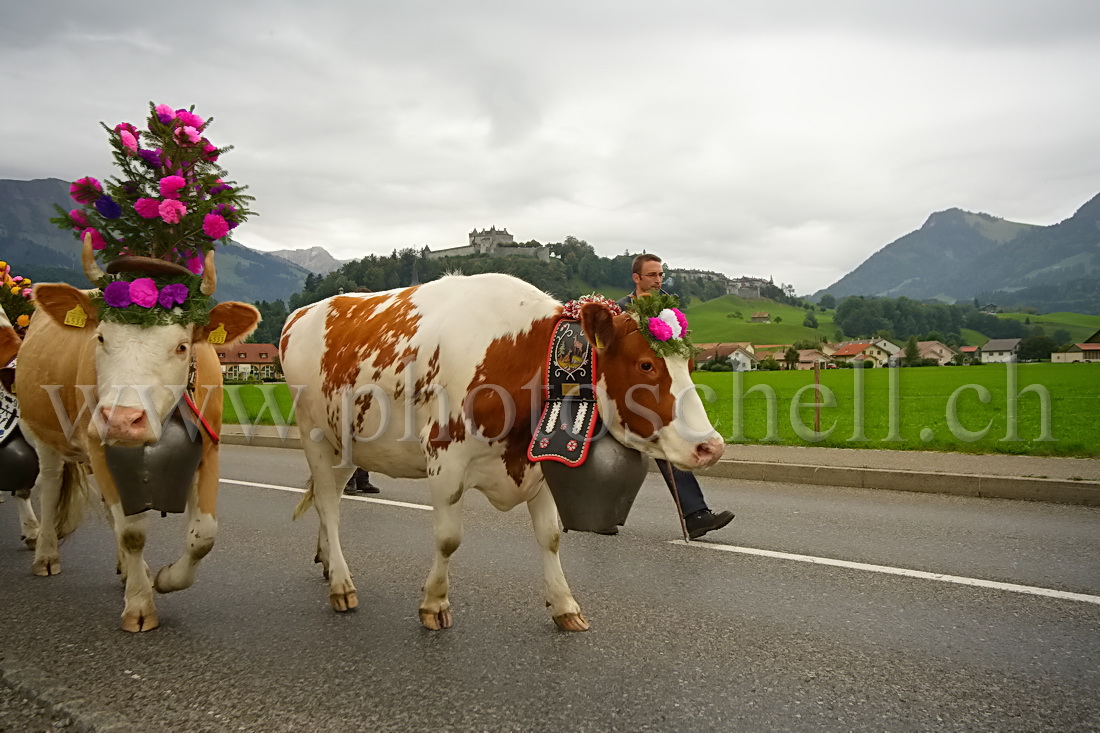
0;178;310;304
267;246;349;274
816;193;1100;304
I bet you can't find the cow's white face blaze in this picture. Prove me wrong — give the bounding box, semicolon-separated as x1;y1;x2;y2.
580;303;724;471
94;320;193;443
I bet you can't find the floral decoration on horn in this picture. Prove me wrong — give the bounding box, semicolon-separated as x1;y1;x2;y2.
0;260;35;333
51;103;255;327
625;292;699;359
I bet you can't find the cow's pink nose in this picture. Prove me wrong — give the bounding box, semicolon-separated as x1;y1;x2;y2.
102;406;148;440
693;437;725;466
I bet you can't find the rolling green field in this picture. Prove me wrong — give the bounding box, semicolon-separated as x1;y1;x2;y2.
997;311;1100;342
677;294;837;344
224;363;1100;458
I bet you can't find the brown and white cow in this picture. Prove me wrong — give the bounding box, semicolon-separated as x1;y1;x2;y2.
281;273;724;631
15;240;259;631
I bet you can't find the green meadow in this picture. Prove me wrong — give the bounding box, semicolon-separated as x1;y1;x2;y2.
996;311;1100;342
677;294;838;345
222;363;1100;458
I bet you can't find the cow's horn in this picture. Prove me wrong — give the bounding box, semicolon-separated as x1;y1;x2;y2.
200;250;217;295
82;232;106;283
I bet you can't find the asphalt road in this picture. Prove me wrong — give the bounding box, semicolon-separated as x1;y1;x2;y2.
1;445;1099;732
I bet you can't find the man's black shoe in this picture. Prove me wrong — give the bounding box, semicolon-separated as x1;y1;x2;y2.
358;483;380;494
684;509;734;539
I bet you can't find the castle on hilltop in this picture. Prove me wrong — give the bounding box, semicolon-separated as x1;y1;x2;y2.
675;270;773;298
424;227;550;262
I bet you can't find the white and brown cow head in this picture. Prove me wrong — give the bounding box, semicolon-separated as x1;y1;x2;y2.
579;302;724;471
31;261;259;444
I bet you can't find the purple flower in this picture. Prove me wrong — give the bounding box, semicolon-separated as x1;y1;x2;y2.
138;148;162;168
158;283;189;309
103;281;132;308
94;195;122;220
129;278;158;308
154;104;175;125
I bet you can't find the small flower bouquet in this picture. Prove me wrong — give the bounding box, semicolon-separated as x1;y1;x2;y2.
51;103;255;326
0;260;35;332
626;292;698;359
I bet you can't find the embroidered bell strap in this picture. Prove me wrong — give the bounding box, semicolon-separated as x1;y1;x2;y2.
527;318;599;467
0;383;19;445
184;354;219;444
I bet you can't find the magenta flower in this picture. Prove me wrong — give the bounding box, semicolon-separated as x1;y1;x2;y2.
647;317;673;342
114;122;138;135
129;278;158;308
12;276;22;283
81;227;107;250
21;288;31;298
119;129;138;153
159;199;187;224
158;283;189;309
103;281;132;308
174;125;202;144
133;198;161;219
185;254;205;275
154;104;175;125
202;213;230;239
69;176;102;204
158;175;187;199
202;141;219;162
69;209;88;229
672;308;688;334
176;110;204;129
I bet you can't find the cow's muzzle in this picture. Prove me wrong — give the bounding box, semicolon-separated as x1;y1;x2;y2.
101;406;151;443
692;436;725;468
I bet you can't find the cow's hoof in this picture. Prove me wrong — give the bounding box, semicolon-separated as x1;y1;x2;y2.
419;608;453;630
32;557;60;576
553;612;590;632
330;590;359;612
22;535;37;550
120;610;159;633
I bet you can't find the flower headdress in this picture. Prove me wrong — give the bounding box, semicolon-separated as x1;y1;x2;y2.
561;293;623;320
0;260;35;332
50;103;255;327
625;292;698;359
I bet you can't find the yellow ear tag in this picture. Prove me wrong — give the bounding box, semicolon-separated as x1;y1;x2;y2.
207;324;227;344
63;306;88;328
594;335;604;349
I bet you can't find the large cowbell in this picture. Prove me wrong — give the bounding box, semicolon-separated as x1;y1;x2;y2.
104;400;204;516
0;387;38;493
541;422;648;535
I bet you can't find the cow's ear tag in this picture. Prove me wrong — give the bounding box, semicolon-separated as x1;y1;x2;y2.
207;324;227;344
63;306;88;328
594;335;604;349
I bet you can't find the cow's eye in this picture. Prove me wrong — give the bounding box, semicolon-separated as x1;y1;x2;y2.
639;361;654;372
175;343;188;355
96;334;105;345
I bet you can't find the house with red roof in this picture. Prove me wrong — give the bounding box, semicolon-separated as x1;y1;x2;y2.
1051;329;1100;363
215;342;282;381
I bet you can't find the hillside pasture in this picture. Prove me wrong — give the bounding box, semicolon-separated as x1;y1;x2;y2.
996;311;1100;342
680;294;838;345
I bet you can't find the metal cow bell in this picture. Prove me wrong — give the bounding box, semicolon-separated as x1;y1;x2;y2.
541;426;647;534
0;387;39;493
104;401;205;516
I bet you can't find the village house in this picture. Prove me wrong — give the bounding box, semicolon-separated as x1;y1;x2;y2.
696;342;757;371
795;349;832;370
216;343;281;381
914;341;958;366
750;311;771;323
980;338;1022;364
1051;329;1100;363
959;345;981;364
830;339;898;367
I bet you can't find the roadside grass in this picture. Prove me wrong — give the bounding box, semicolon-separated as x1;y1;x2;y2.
223;363;1099;458
694;362;1100;458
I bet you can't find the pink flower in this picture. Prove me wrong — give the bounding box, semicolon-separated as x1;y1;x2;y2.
81;227;106;250
185;254;205;275
158;199;187;224
202;213;230;239
69;176;102;204
647;317;673;342
119;129;138;153
133;198;161;219
202;141;219;162
21;288;31;298
154;104;176;124
159;175;187;199
176;110;204;129
129;278;159;308
12;276;22;283
114;122;138;135
69;209;88;229
174;125;202;144
672;308;688;335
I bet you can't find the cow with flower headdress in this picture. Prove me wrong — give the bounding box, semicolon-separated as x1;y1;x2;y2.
15;103;260;632
281;279;725;631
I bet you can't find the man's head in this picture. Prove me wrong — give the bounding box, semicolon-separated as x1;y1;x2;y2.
631;254;663;296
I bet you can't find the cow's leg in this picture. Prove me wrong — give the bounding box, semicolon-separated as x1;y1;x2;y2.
527;482;588;631
419;468;464;630
301;437;357;611
29;445;65;576
15;489;39;549
154;474;215;593
107;503;158;632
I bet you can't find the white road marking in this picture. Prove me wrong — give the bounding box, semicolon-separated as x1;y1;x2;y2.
219;478;433;511
671;540;1100;606
220;477;1100;605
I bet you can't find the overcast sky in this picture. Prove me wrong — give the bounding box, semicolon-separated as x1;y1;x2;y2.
3;1;1098;294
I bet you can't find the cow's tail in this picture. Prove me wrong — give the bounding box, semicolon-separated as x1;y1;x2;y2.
56;463;94;540
292;477;315;520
